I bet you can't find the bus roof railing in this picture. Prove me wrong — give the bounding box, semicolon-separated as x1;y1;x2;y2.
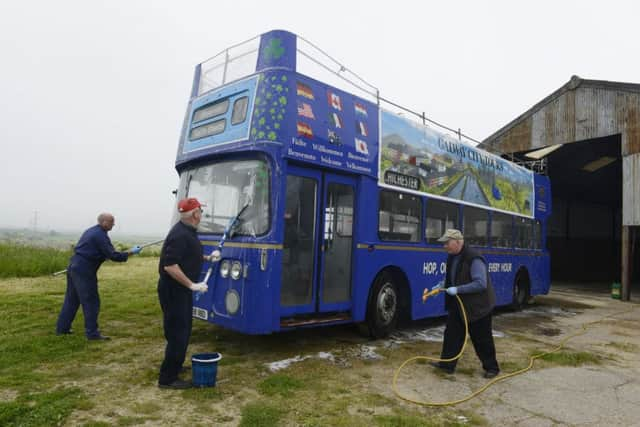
296;34;482;146
198;35;261;96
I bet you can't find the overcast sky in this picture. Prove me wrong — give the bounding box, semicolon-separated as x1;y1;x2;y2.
1;0;638;235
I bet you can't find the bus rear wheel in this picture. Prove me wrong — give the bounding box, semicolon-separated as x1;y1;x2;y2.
511;272;529;311
365;273;398;339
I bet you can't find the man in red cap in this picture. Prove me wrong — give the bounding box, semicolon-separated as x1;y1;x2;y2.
157;197;213;389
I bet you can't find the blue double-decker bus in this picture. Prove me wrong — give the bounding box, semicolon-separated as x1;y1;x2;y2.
173;30;552;336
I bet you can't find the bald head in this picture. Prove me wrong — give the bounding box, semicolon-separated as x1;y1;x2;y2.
97;213;115;231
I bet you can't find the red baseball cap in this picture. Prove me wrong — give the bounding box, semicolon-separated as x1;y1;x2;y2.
177;197;204;212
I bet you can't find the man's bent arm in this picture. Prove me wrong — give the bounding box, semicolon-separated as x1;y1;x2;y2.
163;264;195;290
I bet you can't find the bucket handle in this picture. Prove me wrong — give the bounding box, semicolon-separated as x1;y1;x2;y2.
192;354;222;363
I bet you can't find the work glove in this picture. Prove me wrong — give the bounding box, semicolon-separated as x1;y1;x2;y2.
130;246;142;255
445;286;458;296
206;249;221;262
190;282;208;293
431;280;445;292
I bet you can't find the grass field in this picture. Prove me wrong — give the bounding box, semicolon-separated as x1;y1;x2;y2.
0;241;161;279
0;243;71;278
0;256;486;426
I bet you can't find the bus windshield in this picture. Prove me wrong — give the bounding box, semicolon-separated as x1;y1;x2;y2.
179;159;270;236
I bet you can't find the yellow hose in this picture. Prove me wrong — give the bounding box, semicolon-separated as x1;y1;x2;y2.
392;290;637;407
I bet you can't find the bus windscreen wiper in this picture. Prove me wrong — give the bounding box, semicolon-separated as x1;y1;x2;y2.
202;202;250;283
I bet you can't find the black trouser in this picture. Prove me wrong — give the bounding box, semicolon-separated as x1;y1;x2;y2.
440;306;499;373
158;279;193;385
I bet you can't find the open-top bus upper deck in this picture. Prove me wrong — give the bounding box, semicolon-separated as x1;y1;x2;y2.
176;29;550;223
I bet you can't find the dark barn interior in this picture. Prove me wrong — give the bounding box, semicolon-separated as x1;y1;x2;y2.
511;136;640;283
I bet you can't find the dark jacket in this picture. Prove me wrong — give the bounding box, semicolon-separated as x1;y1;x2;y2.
69;225;129;275
444;244;496;322
158;221;203;290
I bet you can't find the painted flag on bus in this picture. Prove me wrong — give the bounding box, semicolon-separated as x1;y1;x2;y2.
297;101;315;119
327;91;342;111
297;122;313;138
330;112;343;129
354;102;368;117
355;138;369;155
356;121;368;137
297;82;314;100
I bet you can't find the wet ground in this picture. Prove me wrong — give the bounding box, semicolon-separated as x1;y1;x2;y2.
393;285;640;426
263;284;640;425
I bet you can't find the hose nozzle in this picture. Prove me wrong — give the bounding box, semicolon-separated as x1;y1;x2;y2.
422;287;442;303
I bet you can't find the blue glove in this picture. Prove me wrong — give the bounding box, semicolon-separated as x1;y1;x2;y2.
445;286;458;296
130;245;142;255
432;280;445;292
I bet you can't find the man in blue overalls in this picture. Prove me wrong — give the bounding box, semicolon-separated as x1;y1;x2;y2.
56;213;141;340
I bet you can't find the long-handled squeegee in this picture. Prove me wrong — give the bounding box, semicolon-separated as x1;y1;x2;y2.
51;239;165;276
201;203;250;283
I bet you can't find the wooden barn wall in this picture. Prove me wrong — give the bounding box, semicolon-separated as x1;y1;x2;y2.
623;153;640;226
486;86;640;156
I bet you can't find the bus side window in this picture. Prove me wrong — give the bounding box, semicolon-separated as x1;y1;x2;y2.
462;206;488;246
378;190;421;242
533;220;542;250
490;212;513;248
425;199;459;244
514;217;534;249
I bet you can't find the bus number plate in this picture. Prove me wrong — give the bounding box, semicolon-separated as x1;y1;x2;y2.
192;307;208;320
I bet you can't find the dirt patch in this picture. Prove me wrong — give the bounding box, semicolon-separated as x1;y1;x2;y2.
0;388;18;402
538;327;562;337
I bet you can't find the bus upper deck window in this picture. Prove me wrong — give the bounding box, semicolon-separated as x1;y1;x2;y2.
193;99;230;123
190;119;226;140
231;96;249;125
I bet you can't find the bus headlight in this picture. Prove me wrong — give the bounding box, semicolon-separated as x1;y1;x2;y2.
230;261;242;280
225;290;240;315
220;260;231;278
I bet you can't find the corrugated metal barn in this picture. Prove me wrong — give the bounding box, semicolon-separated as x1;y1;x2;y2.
480;76;640;300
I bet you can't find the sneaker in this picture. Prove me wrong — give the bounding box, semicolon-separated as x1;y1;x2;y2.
56;329;73;335
158;379;192;390
429;361;454;374
483;370;499;379
87;335;111;341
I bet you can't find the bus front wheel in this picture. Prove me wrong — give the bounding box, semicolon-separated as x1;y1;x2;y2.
365;273;399;339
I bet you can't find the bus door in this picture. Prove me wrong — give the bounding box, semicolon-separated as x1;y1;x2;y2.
280;167;355;316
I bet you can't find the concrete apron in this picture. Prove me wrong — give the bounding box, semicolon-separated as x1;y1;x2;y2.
399;287;640;425
485;288;640;426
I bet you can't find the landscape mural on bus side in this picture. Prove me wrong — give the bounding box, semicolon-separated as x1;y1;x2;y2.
379;110;534;217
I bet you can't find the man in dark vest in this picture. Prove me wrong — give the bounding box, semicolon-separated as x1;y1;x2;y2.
430;229;500;378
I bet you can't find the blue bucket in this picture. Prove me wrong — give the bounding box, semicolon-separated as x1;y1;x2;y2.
191;352;222;387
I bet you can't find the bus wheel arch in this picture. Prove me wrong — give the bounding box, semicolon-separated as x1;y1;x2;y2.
363;267;409;339
511;267;531;310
